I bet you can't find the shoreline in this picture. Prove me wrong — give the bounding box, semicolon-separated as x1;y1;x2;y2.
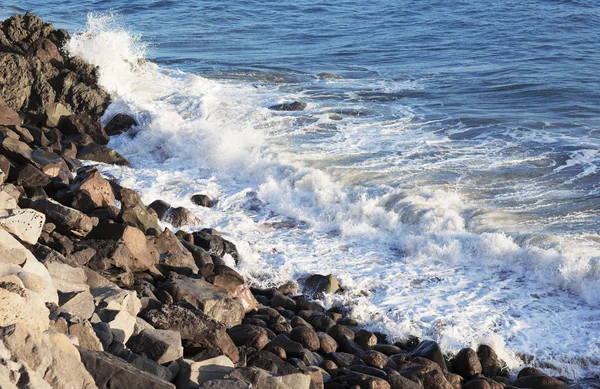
0;11;596;389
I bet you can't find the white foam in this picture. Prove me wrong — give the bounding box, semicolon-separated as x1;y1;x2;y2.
68;13;600;380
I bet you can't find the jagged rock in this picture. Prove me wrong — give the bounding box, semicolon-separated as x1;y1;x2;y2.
0;281;50;332
141;305;239;365
155;228;198;274
0;53;33;111
105;113;136;136
97;309;137;343
452;348;481;379
228;324;269;350
91;284;142;317
0;98;20;126
44;258;89;293
305;274;341;295
192;228;240;263
28;197;94;236
178;356;235;387
70;167;116;212
180;240;214;270
10;125;34;143
0;208;45;244
269;101;307;111
15;163;51;188
87;223;159;273
191;194;215;207
59;114;109;145
77;143;130;166
69;321;104;351
118;188;161;233
164;206;201;227
58;290;95;319
211;265;256;313
160;277;245;327
78;348;175;388
126;329;183;364
410;340;447;371
45;101;71;127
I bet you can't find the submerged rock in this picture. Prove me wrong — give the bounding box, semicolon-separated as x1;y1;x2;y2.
269;101;307;111
105;113;137;136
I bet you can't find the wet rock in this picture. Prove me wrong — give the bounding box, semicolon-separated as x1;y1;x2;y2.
451;348;481;379
160;277;244;326
69;167;116;212
127;328;183;364
311;314;336;332
477;345;504;377
105;113;136;136
77;143;130;166
270;292;297;311
228;324;269;350
363;350;391;369
305;273;341;295
191;193;215;207
410;340;447;371
269;101;307;111
373;344;403;356
0;208;45;244
148;199;171;220
78;348;175;388
141;304;239;364
517;367;545;378
59;113;109;145
192;228;240;264
164;206;201;227
514;375;568;389
28;197;94;236
276;280;299;295
355;330;378;350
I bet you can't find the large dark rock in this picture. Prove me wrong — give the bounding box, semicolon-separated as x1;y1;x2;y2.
514;375;568;389
77;143;130;166
451;348;481;379
78;348;175;389
388;374;424;389
269;101;307;111
264;334;304;358
477;345;504;377
155;228;198;274
192;228;240;264
210;265;256;314
118;188;161;233
289;326;320;352
69;166;116;212
28;197;93;236
347;371;391;389
59;113;109;145
228;324;269;350
126;328;183;364
141;304;239;364
159;277;244;327
304;273;341;295
163;206;201;227
148;199;170;220
105;113;137;136
410;340;447;372
246;350;301;375
191;193;215;207
14;163;51;188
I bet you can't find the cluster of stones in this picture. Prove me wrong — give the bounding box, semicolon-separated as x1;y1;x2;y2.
0;12;573;389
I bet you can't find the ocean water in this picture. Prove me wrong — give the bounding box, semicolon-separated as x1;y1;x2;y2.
3;0;600;380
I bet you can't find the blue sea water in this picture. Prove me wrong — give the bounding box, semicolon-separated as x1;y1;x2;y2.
3;0;600;380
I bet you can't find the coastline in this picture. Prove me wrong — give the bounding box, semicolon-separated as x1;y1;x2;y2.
0;11;596;389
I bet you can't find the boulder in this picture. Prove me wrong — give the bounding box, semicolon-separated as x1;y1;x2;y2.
269;101;307;111
28;197;94;236
155;228;198;274
517;367;545;378
514;375;568;389
59;114;109;145
304;274;341;295
0;53;33;111
270;292;297;311
0;98;20;126
127;328;183;364
177;356;235;387
0;208;45;244
141;305;239;364
192;229;240;263
105;113;137;136
45;102;71;127
0;281;50;332
388;374;424;389
15;163;51;188
246;350;301;375
347;371;391;389
78;348;175;388
160;277;245;327
90;284;141;317
317;332;338;353
191;194;215;207
211;265;256;313
264;334;304;357
69;321;104;351
451;348;481;379
289;326;320;352
197;379;250;389
477;345;504;377
58;290;95;319
228;324;269;350
77;143;130;166
327;324;355;343
164;206;201;227
97;309;137;343
69;167;116;212
118;188;161;233
44;258;89;293
148;199;171;219
410;340;447;371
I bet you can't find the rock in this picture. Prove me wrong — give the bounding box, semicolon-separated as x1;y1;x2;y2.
70;167;116;212
362;350;391;369
0;281;49;332
0;208;45;244
193;229;240;264
264;334;304;358
127;329;183;364
463;380;490;389
269;101;307;111
0;137;35;166
211;265;257;313
118;188;161;233
246;350;301;375
164;206;201;227
0;53;33;111
451;348;481;379
191;194;215;207
0;191;16;209
141;305;239;364
77;143;130;166
477;345;504;377
197;379;250;389
347;371;391;389
15;163;51;188
78;348;175;388
69;321;104;351
388;374;424;389
97;309;137;343
0;323;97;389
327;352;362;367
0;156;10;184
228;324;269;350
514;375;568;389
92;322;113;350
328;324;355;343
44;259;89;293
178;356;235;387
289;326;320;352
45;102;71;127
87;223;159;272
160;277;244;327
517;367;545;378
0;98;20;126
270;292;297;311
155;228;198;274
58;290;95;319
59;114;109;145
317;332;338;353
148;199;171;219
444;372;462;389
28;197;93;236
104;113;136;136
305;274;341;295
311;314;336;332
91;285;141;317
410;341;447;372
355;330;378;350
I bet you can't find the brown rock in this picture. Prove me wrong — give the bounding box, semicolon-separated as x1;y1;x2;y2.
155;228;198;274
317;332;338;353
289;325;320;351
228;324;269;350
77;143;130;166
105;113;137;136
514;375;568;389
363;350;390;369
164;206;201;227
70;167;116;212
0;98;20;126
451;348;481;379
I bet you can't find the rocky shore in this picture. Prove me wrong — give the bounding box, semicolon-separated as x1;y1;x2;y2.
0;12;578;389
